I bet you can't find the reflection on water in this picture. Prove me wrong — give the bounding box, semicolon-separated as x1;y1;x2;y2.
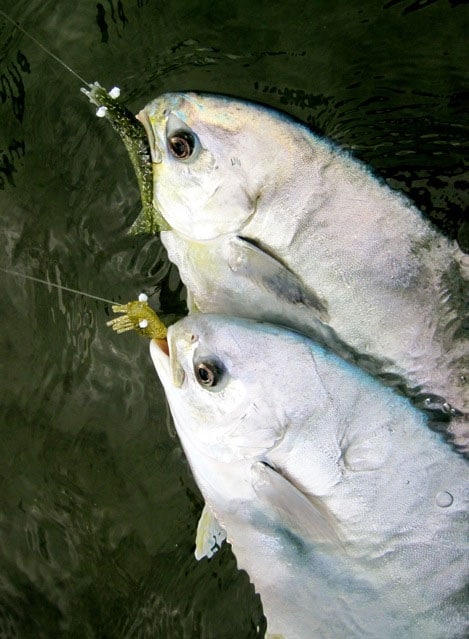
0;0;467;636
0;49;28;188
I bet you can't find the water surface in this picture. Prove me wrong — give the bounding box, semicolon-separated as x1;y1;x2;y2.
0;0;467;636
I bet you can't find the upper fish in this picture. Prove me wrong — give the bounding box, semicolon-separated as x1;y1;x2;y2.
135;92;468;447
150;313;468;639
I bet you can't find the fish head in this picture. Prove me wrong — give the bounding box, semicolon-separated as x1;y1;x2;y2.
136;93;292;240
150;314;317;463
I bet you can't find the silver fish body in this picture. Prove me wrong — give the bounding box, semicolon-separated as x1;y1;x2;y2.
150;314;468;639
136;93;468;445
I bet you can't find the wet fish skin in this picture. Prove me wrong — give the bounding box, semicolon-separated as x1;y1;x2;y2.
136;93;468;437
150;313;468;639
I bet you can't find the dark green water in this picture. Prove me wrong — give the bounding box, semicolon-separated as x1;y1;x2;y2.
0;0;467;637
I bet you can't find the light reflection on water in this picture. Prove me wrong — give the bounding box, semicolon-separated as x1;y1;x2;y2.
0;0;467;636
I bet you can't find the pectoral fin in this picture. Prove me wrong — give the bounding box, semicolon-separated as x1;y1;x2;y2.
227;236;328;321
251;462;341;549
195;504;227;560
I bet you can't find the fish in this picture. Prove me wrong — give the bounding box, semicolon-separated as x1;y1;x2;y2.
133;92;468;448
149;313;469;639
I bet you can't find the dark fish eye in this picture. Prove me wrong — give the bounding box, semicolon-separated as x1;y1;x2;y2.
168;130;195;160
194;358;225;389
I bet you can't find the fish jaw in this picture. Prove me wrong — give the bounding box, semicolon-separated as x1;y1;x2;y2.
149;331;184;393
149;332;202;454
149;315;469;638
149;331;257;511
150;318;285;464
132;107;172;234
135;107;162;164
136;93;267;241
149;338;171;393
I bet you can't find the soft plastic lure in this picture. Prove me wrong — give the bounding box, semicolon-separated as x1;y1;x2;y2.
81;82;169;234
0;10;166;234
107;293;168;339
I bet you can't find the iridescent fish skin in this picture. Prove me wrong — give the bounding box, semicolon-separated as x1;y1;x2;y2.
136;93;468;447
150;313;468;639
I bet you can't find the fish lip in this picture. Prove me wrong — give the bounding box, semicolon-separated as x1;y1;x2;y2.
154;337;169;356
150;337;171;386
150;329;185;388
136;109;162;164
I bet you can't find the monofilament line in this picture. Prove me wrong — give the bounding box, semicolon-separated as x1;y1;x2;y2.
0;10;89;85
1;268;118;305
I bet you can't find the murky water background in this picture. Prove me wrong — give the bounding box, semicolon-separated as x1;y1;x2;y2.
0;0;467;636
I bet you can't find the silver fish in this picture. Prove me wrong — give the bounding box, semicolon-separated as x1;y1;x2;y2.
135;93;468;447
150;314;468;639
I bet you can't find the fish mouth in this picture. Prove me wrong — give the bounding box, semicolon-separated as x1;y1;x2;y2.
150;338;169;380
127;108;171;234
150;330;185;388
136;109;162;164
154;337;169;356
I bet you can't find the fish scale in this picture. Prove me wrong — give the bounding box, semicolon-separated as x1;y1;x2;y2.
131;91;468;450
149;313;468;639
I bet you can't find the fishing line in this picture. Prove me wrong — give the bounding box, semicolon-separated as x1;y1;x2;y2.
0;12;121;306
1;267;118;305
0;12;151;310
0;9;89;85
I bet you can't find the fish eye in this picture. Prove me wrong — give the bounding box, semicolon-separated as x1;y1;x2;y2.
167;130;196;160
194;358;225;389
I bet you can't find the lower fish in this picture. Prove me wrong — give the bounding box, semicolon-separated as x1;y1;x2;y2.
149;313;468;639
